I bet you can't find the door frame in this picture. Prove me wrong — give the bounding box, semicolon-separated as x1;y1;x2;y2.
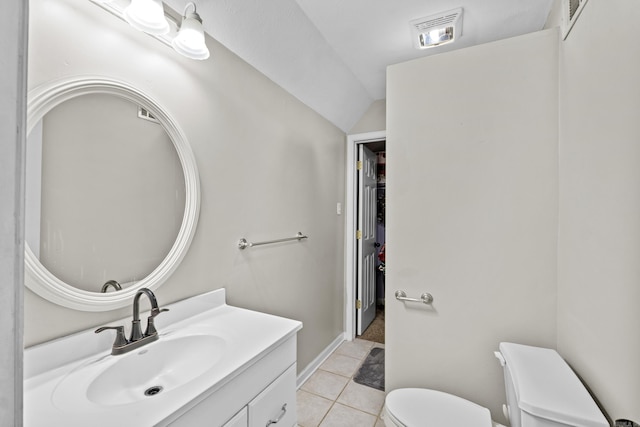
1;0;27;424
345;130;386;340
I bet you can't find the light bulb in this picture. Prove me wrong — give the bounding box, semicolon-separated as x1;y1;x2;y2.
172;7;210;60
124;0;170;36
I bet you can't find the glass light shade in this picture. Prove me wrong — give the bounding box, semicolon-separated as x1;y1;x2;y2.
172;13;210;60
419;26;454;48
124;0;170;36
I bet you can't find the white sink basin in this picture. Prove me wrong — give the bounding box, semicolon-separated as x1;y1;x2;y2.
53;334;225;408
24;289;303;426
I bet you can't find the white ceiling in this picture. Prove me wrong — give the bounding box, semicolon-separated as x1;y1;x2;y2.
164;0;555;131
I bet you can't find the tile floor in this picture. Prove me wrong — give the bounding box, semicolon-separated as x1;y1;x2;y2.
297;338;386;427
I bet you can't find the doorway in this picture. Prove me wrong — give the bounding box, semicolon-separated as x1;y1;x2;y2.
345;131;386;342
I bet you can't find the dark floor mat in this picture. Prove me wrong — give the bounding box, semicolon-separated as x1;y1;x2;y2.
353;347;384;391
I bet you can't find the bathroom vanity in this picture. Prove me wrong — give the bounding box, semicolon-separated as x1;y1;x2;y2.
24;289;302;427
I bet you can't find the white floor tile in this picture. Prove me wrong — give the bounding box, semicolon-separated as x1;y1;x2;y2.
299;339;386;427
319;403;377;427
336;381;385;416
334;339;375;360
300;369;349;401
319;353;362;378
296;390;333;427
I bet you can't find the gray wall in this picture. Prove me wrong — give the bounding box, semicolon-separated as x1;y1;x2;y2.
25;0;346;374
349;99;386;135
0;0;27;424
557;0;640;422
386;29;560;424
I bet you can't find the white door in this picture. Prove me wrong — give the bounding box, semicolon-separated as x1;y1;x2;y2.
357;145;377;335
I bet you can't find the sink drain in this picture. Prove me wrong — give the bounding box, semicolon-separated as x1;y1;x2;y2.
144;385;164;397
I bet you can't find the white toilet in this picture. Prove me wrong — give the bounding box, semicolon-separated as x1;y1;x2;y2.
384;342;609;427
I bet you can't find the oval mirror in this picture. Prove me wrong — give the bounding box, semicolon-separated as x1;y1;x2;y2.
25;77;200;311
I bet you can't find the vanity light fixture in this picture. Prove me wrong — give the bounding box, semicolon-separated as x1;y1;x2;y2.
410;8;463;49
89;0;210;61
124;0;170;36
171;2;210;60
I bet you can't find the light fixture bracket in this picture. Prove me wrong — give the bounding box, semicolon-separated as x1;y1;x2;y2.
182;2;202;23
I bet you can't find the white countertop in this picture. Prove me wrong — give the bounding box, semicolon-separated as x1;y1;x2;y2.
24;288;302;426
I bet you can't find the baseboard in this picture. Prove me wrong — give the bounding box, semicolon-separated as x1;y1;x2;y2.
296;332;345;388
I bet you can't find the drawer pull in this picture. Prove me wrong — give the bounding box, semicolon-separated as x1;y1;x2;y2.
266;403;287;426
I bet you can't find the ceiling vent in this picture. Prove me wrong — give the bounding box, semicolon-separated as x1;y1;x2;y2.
410;8;463;50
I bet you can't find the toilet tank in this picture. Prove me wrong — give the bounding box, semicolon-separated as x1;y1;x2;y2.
496;343;609;427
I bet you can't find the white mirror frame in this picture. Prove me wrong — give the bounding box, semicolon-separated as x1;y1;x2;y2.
25;76;200;311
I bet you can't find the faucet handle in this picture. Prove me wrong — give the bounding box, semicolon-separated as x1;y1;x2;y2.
95;325;128;348
150;307;169;318
145;308;169;336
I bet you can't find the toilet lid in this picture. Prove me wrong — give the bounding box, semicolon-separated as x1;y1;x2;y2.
385;388;493;427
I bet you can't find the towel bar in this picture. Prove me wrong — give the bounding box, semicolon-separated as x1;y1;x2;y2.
395;290;434;305
238;232;307;250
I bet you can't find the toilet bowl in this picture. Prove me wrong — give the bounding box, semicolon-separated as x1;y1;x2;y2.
384;388;493;427
384;342;609;427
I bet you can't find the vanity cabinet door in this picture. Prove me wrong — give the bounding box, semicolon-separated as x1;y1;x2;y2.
248;364;297;427
223;407;248;427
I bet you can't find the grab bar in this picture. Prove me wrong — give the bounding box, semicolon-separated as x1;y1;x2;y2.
238;232;307;250
395;290;434;305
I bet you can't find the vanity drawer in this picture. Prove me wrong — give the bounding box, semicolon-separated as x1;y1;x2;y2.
248;364;297;427
223;407;248;427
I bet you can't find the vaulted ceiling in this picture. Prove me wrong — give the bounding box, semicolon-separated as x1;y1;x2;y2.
164;0;555;131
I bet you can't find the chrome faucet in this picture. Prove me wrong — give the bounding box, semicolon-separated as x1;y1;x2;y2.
95;288;168;355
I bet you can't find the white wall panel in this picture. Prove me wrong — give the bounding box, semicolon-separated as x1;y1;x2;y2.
386;29;559;422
